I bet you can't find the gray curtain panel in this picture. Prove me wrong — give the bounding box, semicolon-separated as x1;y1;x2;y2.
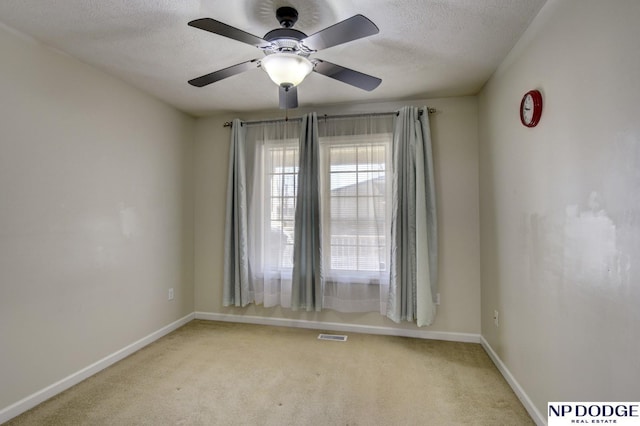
387;106;438;326
223;119;251;307
291;113;324;311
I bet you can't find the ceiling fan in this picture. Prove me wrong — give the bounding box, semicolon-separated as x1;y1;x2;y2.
188;6;382;109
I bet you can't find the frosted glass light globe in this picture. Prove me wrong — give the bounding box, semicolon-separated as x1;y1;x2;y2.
261;53;313;87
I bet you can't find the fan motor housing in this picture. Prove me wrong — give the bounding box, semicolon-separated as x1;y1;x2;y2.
263;28;307;42
263;28;311;56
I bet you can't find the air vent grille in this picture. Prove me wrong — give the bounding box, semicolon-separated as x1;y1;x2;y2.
317;334;348;342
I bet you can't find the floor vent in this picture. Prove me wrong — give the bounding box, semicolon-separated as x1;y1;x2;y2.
318;333;348;342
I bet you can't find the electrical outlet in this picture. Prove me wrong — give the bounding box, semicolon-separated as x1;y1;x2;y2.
493;310;499;327
168;288;174;301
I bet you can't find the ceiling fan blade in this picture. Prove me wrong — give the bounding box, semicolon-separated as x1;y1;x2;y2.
313;60;381;91
301;15;379;51
279;86;298;109
188;60;259;87
188;18;270;48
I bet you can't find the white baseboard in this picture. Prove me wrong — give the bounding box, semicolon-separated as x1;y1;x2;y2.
480;336;546;426
195;311;481;343
0;313;195;424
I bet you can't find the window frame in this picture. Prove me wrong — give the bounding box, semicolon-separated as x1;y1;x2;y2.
318;132;393;283
259;130;393;284
262;138;299;271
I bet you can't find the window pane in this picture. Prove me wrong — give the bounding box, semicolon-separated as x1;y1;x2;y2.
270;175;282;197
330;219;360;237
330;244;358;270
266;144;298;270
282;197;296;220
331;197;357;220
330;146;357;169
358;145;386;169
357;197;386;220
270;198;281;220
359;246;384;271
331;172;358;195
357;172;385;196
271;148;283;170
323;136;391;275
358;234;384;247
283;147;298;169
281;174;297;197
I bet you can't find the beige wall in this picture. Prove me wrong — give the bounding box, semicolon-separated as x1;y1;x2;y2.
478;0;640;418
0;25;195;409
194;97;481;334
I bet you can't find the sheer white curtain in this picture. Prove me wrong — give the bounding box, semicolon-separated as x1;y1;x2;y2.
245;120;301;308
318;115;394;313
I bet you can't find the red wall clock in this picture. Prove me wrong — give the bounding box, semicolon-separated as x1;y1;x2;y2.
520;89;543;127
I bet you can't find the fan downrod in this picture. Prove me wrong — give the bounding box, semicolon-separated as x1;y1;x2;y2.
276;7;298;28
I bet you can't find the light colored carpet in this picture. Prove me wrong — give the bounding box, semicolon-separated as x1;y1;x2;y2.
6;320;533;425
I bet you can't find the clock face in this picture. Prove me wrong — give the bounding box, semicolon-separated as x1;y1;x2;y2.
522;94;534;124
520;90;543;127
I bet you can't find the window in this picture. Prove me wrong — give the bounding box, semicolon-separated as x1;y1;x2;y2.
264;141;298;270
262;132;392;282
320;134;392;281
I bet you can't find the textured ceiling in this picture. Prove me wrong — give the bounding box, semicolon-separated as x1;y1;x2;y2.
0;0;546;116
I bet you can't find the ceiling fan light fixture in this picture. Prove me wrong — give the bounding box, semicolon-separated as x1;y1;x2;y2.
261;53;313;88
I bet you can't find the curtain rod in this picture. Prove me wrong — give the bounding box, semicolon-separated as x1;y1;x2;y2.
222;107;437;128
